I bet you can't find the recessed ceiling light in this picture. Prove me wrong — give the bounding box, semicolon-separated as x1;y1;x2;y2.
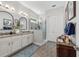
51;5;56;7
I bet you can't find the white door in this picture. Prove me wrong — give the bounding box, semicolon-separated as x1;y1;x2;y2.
11;36;21;53
0;37;11;56
46;16;64;42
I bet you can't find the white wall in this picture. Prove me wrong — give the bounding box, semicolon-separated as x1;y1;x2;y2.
45;7;65;42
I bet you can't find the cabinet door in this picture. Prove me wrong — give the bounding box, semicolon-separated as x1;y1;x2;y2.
21;35;28;47
0;37;11;56
21;34;33;48
11;36;21;53
57;44;76;57
27;34;33;44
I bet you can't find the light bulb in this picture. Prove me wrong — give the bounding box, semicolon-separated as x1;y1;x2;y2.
19;11;23;15
11;7;15;11
25;13;28;16
0;2;2;6
23;12;28;16
31;20;36;23
5;4;9;9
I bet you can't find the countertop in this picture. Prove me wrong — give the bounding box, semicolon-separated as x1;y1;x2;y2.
57;42;75;47
0;31;33;38
56;42;78;51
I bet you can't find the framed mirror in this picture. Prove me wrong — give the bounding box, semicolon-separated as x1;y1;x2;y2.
29;18;37;30
0;11;14;30
68;1;76;20
65;1;76;21
19;17;27;30
30;19;41;30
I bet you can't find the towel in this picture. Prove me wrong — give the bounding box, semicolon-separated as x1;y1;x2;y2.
64;22;75;35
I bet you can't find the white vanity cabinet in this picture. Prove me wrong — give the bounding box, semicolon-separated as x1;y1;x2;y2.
27;34;33;44
33;30;43;45
21;34;33;48
0;37;11;57
0;33;33;57
10;36;22;53
21;35;28;47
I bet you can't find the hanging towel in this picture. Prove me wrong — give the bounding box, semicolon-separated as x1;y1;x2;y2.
64;22;75;35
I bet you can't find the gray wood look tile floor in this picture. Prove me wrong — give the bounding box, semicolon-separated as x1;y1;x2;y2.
12;44;39;57
12;41;57;57
32;41;57;57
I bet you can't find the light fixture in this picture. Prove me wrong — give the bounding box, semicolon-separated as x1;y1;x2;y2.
0;2;2;6
31;20;36;23
11;7;15;11
38;20;42;23
51;5;56;7
23;12;28;16
5;4;9;9
19;11;28;17
19;11;23;15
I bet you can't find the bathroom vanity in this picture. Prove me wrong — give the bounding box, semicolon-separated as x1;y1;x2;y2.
57;42;76;57
0;32;33;57
0;10;35;56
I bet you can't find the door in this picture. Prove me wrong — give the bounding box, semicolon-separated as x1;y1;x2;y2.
0;37;11;56
46;16;64;42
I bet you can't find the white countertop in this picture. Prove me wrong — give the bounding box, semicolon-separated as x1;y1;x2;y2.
0;32;33;38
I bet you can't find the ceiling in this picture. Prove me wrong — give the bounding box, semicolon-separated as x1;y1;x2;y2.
19;1;66;15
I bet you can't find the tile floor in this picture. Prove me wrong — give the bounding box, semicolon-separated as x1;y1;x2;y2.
12;44;39;57
32;41;57;57
12;41;57;57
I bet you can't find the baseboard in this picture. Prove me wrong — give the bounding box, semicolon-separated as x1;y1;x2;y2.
33;39;56;46
47;40;56;43
47;40;57;43
33;40;48;46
